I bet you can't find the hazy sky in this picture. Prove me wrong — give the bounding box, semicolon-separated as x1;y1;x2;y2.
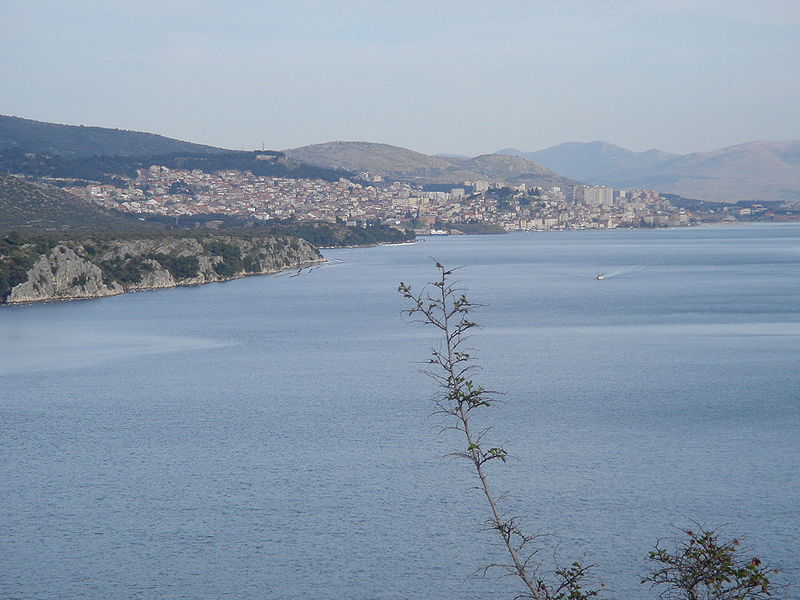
2;1;799;155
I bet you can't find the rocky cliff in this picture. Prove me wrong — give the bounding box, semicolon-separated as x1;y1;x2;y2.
3;234;323;304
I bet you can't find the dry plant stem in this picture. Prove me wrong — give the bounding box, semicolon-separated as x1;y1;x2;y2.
461;406;541;597
401;263;544;600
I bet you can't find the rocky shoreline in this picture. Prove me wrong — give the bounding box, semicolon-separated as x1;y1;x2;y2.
3;234;323;304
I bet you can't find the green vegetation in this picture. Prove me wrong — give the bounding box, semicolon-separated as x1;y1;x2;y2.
0;114;223;157
263;221;413;247
0;173;154;232
167;180;197;195
447;222;505;235
146;253;200;279
0;232;55;300
99;255;150;285
140;213;414;247
1;230;321;303
201;239;243;277
0;148;350;184
644;526;780;600
242;255;261;273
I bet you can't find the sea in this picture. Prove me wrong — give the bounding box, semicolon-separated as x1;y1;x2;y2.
2;224;799;600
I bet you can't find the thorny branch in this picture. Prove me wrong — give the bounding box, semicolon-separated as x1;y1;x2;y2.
399;262;600;600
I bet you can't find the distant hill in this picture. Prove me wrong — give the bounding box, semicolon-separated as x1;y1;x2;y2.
500;140;800;202
0;114;225;157
449;154;573;188
500;142;679;184
0;174;153;232
286;141;475;181
646;141;800;203
285;141;576;187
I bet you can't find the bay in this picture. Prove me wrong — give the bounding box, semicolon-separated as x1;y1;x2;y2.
1;224;799;599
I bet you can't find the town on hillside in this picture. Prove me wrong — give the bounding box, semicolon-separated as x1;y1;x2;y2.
64;165;799;233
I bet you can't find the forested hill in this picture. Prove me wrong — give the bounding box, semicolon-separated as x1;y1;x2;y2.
0;116;353;183
0;148;353;185
0;114;224;157
0;174;154;232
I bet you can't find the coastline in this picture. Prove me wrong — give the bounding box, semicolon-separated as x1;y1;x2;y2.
317;240;418;250
1;234;324;306
7;222;796;305
2;257;327;306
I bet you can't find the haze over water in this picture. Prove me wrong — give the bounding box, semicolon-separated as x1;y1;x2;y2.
2;224;799;600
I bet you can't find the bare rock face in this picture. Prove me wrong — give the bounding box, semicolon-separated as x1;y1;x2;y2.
7;245;121;302
5;235;323;304
135;259;177;289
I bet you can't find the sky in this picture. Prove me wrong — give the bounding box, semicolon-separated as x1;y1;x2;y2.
2;0;799;156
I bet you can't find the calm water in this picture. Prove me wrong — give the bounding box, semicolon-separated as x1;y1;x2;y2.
2;225;799;600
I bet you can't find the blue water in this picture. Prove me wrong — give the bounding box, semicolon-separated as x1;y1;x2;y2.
2;225;799;600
